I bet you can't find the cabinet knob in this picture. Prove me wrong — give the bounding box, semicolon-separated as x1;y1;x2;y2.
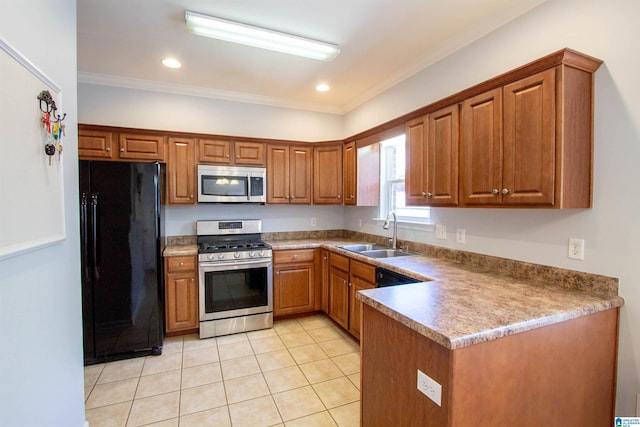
179;262;184;267
120;148;125;152
323;256;327;260
226;154;230;158
190;278;194;282
421;191;427;197
276;271;280;275
350;194;355;199
293;254;298;259
491;188;499;195
236;155;240;158
427;192;433;198
349;282;352;287
291;195;295;199
337;194;342;199
105;147;111;152
285;195;290;199
502;188;509;195
189;194;194;199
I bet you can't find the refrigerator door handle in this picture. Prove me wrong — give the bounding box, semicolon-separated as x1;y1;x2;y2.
91;193;100;279
81;192;90;281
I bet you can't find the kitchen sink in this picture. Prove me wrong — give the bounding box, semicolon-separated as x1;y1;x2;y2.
338;244;387;253
359;249;412;258
339;244;415;258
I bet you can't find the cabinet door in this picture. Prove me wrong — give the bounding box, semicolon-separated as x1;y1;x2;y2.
348;260;376;339
313;145;343;204
274;263;315;316
320;249;330;313
290;146;312;204
78;129;115;159
165;272;198;333
167;137;196;205
343;141;357;205
328;265;349;330
267;144;291;204
198;139;231;164
460;88;503;206
356;143;380;206
427;104;459;206
234;142;266;166
119;133;165;160
503;68;556;206
405;116;429;205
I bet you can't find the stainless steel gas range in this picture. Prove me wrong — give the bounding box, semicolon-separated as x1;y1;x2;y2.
196;219;273;339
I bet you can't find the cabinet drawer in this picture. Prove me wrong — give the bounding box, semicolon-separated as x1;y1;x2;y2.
350;259;376;283
166;256;196;273
274;249;316;264
330;252;350;271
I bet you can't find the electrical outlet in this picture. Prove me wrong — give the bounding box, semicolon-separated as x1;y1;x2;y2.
417;370;442;406
456;228;465;244
310;217;317;227
436;224;447;240
568;238;585;260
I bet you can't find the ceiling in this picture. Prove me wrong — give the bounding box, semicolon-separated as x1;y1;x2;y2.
77;0;547;114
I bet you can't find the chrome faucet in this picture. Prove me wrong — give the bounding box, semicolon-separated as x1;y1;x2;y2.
382;211;397;249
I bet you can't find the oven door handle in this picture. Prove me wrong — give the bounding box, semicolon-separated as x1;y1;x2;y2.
199;258;272;272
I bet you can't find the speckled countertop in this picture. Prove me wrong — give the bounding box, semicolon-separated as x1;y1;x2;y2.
164;236;624;350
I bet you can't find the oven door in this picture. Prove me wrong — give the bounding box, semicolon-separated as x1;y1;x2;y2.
199;258;273;321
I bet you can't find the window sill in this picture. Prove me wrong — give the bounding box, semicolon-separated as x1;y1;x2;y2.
372;218;435;232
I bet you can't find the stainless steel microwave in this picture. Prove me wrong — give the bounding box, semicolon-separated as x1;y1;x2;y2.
197;165;266;204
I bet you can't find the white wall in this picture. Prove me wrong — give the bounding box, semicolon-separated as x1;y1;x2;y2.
76;0;640;416
0;1;85;426
78;83;344;142
345;0;640;416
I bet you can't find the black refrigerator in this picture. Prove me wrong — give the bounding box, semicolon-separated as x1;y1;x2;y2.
80;160;164;365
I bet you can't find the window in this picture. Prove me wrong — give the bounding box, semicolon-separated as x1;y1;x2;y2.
379;135;429;222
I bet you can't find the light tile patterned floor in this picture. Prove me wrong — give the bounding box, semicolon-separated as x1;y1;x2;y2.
84;314;361;426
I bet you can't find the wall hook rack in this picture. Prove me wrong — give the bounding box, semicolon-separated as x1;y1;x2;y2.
37;89;66;165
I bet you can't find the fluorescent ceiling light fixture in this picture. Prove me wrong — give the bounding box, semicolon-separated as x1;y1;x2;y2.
316;83;330;92
185;11;340;61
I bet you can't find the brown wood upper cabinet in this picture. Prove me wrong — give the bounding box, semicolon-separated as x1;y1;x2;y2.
343;141;356;205
167;137;196;205
79;128;165;161
460;62;597;208
313;144;343;204
119;133;165;161
78;129;115;159
199;139;266;166
406;104;460;207
267;144;312;204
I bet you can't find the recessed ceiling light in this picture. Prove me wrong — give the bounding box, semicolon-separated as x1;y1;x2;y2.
316;83;330;92
162;58;182;69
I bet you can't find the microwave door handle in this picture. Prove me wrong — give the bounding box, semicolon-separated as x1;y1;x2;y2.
247;174;251;201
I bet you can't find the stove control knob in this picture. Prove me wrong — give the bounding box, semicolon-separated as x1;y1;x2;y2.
207;253;215;261
234;252;241;259
217;253;225;260
259;250;266;257
249;251;256;258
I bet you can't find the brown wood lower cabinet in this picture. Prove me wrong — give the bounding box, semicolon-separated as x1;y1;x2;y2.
361;305;619;426
328;252;350;329
164;255;198;336
273;249;319;316
348;259;375;339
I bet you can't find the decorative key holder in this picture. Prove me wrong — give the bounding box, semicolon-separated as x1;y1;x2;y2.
37;90;66;165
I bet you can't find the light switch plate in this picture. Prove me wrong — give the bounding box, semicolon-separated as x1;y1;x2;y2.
417;369;442;406
435;224;447;240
